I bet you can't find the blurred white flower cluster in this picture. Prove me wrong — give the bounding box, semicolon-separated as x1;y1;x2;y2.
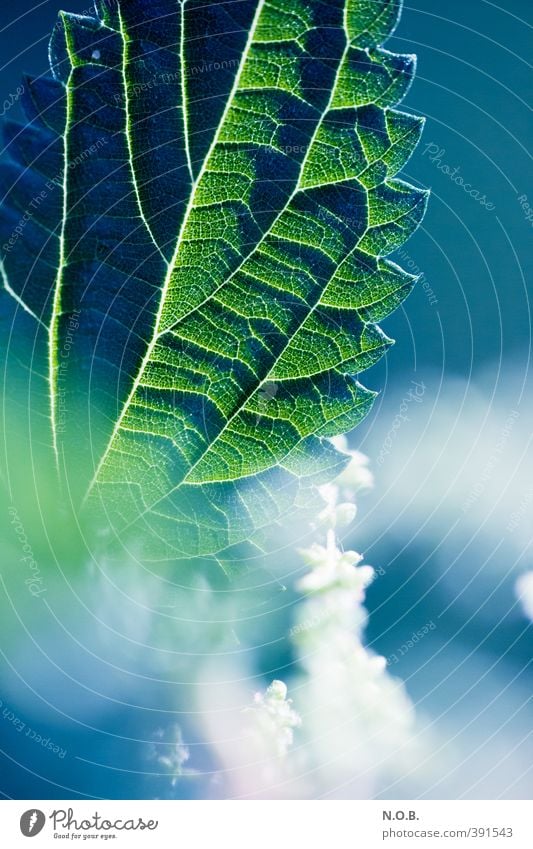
316;436;374;530
249;680;301;759
289;439;417;797
243;441;418;797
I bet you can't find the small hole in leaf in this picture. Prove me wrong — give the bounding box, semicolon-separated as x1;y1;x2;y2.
92;49;101;61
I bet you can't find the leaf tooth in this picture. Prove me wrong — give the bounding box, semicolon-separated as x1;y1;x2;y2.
50;13;120;82
332;47;416;111
320;251;418;322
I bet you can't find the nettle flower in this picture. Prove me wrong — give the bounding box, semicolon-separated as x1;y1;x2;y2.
317;483;358;529
287;450;418;794
331;436;375;494
299;542;373;598
250;680;301;760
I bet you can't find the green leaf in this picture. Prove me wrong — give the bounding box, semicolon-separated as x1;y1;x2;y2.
0;0;427;563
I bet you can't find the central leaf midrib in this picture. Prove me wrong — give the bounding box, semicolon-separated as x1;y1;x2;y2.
83;0;269;501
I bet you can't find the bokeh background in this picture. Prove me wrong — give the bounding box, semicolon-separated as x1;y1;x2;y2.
0;0;531;800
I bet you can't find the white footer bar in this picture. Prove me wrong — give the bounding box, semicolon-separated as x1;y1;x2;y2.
1;800;530;847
